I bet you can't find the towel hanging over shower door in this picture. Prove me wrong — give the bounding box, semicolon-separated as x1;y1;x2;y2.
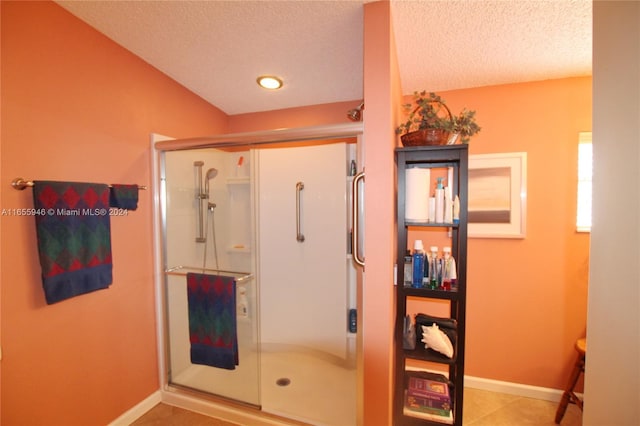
186;272;239;370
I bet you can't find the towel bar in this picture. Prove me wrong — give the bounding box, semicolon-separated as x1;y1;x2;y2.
11;178;147;191
165;266;253;283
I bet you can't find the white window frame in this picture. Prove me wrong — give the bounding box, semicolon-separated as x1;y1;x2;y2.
577;132;592;232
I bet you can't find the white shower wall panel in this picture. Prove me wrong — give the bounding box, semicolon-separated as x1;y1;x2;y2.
256;143;350;360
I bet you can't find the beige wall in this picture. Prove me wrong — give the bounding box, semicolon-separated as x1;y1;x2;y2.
586;2;640;424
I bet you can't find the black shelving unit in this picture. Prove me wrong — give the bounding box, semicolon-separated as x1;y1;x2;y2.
394;145;468;426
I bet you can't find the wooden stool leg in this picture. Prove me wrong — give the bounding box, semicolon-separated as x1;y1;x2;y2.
555;352;585;424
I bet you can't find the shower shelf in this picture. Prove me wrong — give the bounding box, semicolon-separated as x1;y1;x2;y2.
227;245;251;254
164;265;253;283
226;177;249;185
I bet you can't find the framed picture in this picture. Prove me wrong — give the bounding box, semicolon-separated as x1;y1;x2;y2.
468;152;527;238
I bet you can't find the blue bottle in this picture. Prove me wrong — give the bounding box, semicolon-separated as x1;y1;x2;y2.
412;240;425;288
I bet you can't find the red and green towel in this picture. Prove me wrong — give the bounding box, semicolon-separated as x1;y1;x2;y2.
109;184;138;210
187;273;238;370
33;181;113;304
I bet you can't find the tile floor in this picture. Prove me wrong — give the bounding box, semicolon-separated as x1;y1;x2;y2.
130;388;583;425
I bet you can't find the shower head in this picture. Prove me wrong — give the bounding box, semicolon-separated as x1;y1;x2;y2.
347;102;364;122
204;168;218;199
205;168;218;180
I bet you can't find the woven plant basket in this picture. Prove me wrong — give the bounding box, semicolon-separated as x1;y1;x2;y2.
401;128;450;146
400;100;453;147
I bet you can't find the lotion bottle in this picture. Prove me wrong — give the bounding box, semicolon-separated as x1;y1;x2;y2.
435;177;445;223
453;195;460;224
237;286;249;318
444;186;453;223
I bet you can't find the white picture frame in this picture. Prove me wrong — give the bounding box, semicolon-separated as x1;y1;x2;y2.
468;152;527;238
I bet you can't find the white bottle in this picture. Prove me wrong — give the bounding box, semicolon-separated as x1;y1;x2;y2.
428;197;436;223
435;177;444;223
453;195;460;224
444;186;453;223
237;286;249;318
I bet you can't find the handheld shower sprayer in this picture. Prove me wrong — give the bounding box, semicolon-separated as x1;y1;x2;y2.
204;168;218;210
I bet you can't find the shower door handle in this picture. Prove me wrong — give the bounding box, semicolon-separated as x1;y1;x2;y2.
351;171;365;268
296;181;305;242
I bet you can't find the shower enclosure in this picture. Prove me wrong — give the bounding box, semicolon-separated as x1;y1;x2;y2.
154;129;362;426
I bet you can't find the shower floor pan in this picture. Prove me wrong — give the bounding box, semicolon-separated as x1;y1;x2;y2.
171;346;356;426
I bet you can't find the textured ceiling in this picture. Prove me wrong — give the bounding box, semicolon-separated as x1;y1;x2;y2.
55;0;592;116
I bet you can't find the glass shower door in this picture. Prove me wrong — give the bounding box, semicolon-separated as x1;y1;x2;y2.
162;148;260;406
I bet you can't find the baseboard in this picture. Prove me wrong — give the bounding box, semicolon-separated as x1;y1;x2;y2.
161;388;301;426
108;391;162;426
110;377;573;425
465;375;577;402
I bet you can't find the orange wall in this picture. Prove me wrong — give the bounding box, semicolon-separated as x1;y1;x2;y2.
228;101;359;132
0;2;228;425
360;1;401;424
0;1;592;425
404;77;591;389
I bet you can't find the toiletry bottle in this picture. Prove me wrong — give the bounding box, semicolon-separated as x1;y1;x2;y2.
443;246;458;291
435;177;445;223
429;246;439;290
423;248;430;286
237;286;249;318
412;240;425;288
444;185;453;223
453;195;460;225
441;247;453;290
428;197;436;223
403;250;413;287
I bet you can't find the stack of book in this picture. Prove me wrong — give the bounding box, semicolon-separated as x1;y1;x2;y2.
403;372;453;424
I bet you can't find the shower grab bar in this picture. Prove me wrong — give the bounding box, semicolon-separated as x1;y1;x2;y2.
165;265;253;283
11;178;147;191
296;181;305;242
351;170;365;269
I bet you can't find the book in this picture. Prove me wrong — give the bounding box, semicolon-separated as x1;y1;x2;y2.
404;373;452;416
403;404;454;425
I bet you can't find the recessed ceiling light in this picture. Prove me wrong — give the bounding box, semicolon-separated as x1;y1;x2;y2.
257;75;283;90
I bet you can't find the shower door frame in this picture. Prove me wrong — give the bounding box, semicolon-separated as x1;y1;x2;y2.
150;122;365;424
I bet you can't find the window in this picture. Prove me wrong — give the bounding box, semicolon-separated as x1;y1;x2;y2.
577;132;592;232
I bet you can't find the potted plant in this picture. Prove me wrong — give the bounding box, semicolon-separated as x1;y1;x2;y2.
444;109;481;144
396;91;481;146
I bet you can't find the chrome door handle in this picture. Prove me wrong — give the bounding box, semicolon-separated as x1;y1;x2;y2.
296;181;305;242
351;171;365;268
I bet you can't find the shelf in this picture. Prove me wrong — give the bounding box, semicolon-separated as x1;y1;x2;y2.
402;346;457;365
401;286;460;301
395;145;468;426
405;221;459;228
227;245;251;254
226;177;250;185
